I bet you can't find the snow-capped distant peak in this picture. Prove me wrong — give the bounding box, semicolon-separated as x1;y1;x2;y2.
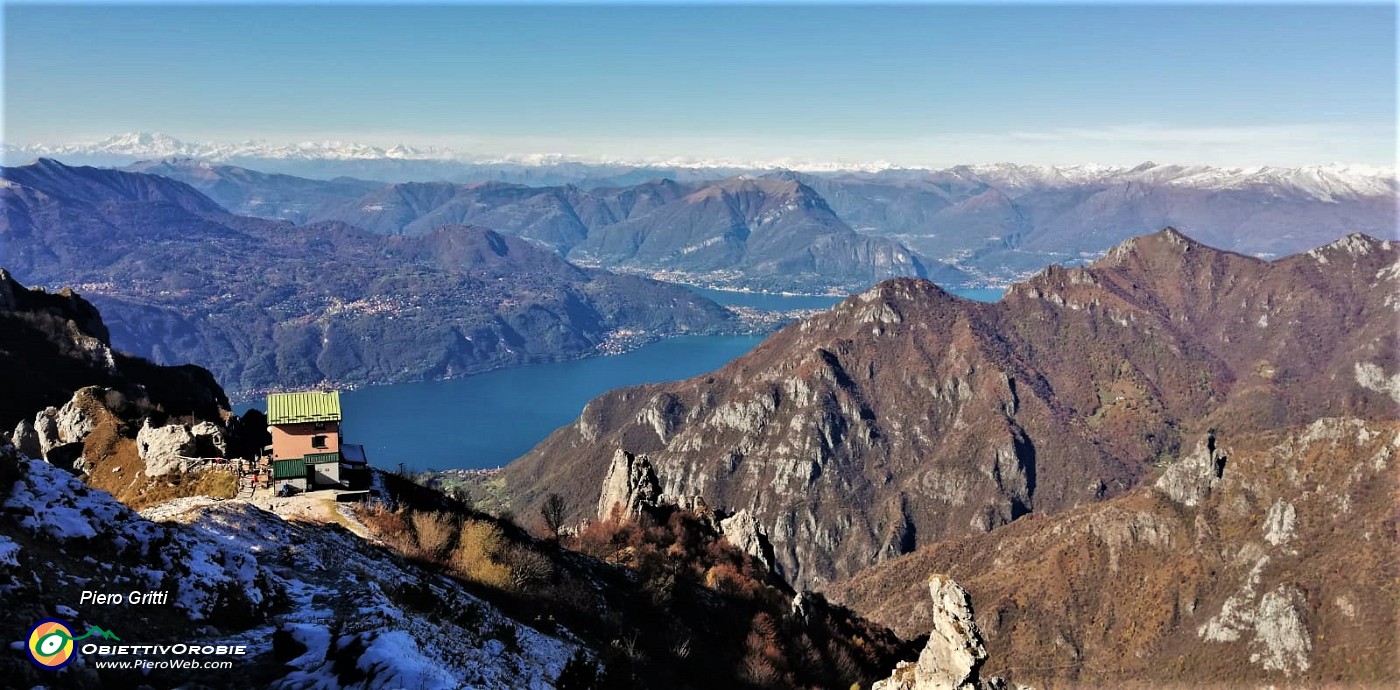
6;132;458;163
4;133;1395;200
954;160;1397;200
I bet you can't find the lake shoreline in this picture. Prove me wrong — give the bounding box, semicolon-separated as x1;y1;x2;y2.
238;285;1005;471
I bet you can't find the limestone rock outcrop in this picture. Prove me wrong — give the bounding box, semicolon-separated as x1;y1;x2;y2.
1154;432;1228;507
55;389;102;442
9;387;113;470
11;417;41;459
137;418;226;476
719;509;777;573
873;576;1019;690
595;449;662;519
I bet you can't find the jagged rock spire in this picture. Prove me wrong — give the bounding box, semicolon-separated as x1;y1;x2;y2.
595;449;663;519
874;575;1023;690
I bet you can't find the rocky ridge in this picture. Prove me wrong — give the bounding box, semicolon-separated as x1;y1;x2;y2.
595;448;781;575
0;267;228;429
830;417;1399;687
0;269;268;510
499;229;1399;590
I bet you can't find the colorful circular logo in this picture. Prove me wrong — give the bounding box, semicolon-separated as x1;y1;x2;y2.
26;618;76;670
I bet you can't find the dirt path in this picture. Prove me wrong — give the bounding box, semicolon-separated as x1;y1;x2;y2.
236;488;373;539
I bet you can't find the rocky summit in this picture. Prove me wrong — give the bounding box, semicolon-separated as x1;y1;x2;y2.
499;229;1399;590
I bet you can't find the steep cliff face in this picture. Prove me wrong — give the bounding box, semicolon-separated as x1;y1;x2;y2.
0;268;228;429
0;271;268;509
500;230;1399;589
831;418;1399;688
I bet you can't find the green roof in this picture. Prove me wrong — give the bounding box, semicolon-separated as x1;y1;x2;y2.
272;458;307;480
304;452;340;465
267;391;342;425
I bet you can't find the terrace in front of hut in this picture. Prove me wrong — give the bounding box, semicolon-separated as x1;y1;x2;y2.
266;390;370;495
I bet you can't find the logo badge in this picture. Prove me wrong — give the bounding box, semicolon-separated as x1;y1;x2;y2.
24;619;119;670
26;618;76;670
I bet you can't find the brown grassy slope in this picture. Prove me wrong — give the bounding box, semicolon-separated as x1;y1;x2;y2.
827;418;1400;689
50;387;238;509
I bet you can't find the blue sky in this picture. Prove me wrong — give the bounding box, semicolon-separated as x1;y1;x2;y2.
3;2;1395;166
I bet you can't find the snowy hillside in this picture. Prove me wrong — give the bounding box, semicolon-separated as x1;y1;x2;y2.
0;446;580;689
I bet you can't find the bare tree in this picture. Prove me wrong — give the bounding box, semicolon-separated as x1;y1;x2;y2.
541;493;568;538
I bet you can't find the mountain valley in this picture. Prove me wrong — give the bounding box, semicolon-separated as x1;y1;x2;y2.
1;159;740;395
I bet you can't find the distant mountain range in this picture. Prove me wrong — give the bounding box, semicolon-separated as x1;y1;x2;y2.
95;153;1397;291
4;133;762;188
311;174;941;292
8;132;458;162
1;159;740;394
124;158;385;223
786;164;1397;279
10;133;1396;184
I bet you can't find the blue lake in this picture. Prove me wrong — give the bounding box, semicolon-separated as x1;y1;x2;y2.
687;285;1005;310
245;285;1003;471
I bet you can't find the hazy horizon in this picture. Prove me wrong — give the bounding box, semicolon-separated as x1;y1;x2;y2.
4;3;1396;168
7;129;1397;173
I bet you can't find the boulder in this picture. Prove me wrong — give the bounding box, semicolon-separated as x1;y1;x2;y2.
32;407;62;457
12;418;41;460
54;387;103;443
12;387;113;464
137;419;224;476
189;421;228;456
596;449;662;519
